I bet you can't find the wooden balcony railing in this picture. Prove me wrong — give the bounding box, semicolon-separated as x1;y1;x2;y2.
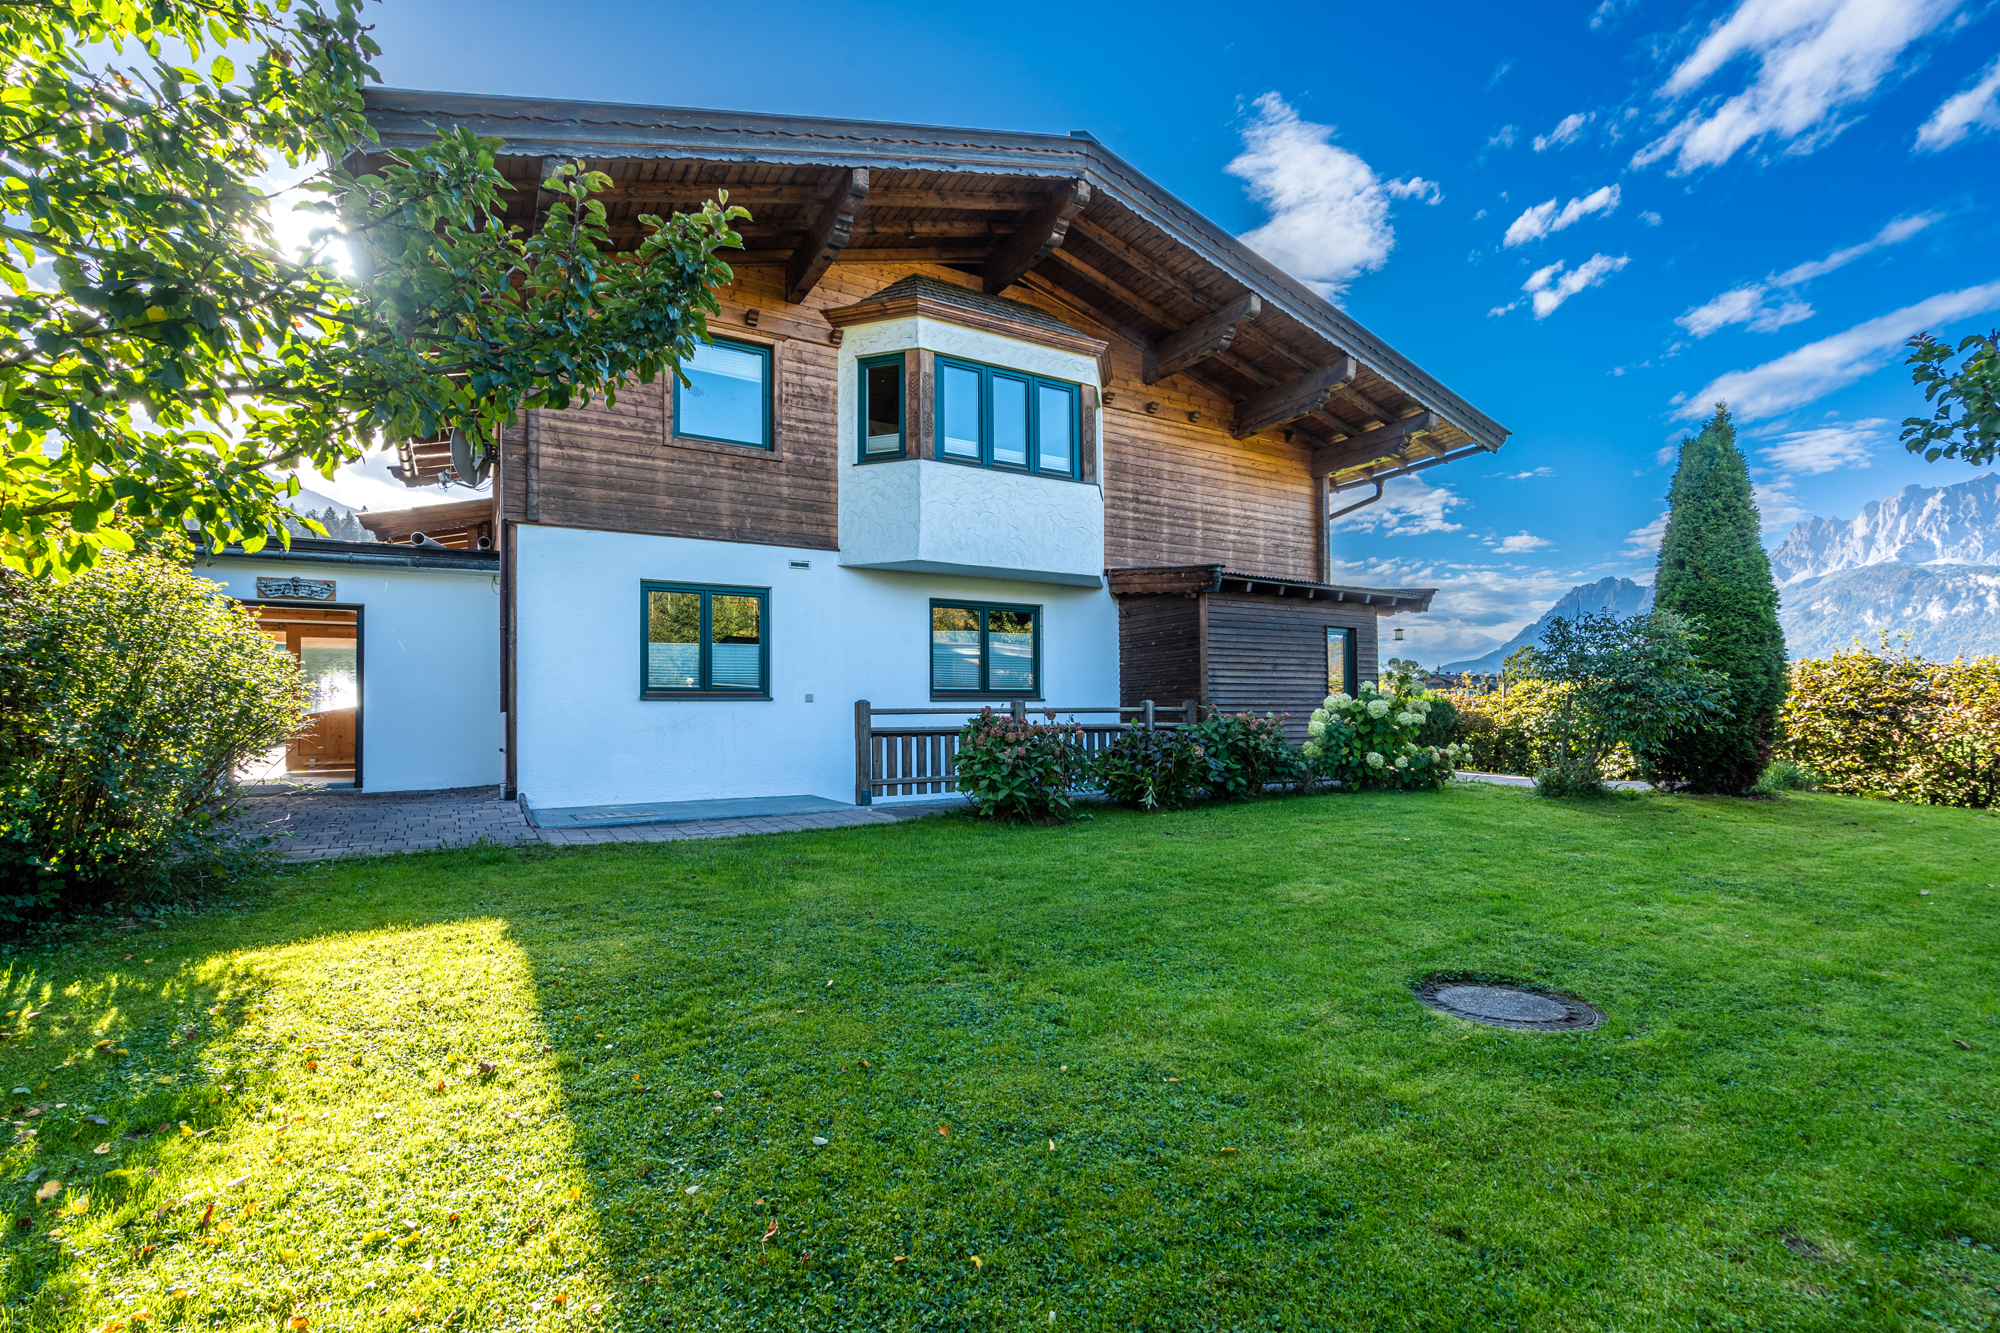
854;699;1197;805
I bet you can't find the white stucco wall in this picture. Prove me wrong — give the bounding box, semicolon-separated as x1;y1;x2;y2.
836;315;1105;587
512;524;1120;811
201;555;503;793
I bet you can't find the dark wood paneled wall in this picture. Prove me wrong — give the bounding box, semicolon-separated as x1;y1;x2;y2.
1116;595;1202;707
502;261;1322;580
1202;593;1380;738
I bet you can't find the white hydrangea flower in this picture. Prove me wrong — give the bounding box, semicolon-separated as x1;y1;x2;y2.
1302;741;1322;759
1366;751;1385;768
1306;718;1326;738
1325;693;1353;710
1310;708;1329;725
1395;712;1420;726
1394;756;1409;769
1367;698;1391;718
1412;699;1431;715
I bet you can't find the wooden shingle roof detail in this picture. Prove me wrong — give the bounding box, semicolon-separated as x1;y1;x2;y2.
360;90;1508;481
1107;564;1435;612
822;275;1109;361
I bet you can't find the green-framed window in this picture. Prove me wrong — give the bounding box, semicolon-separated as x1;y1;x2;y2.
642;582;770;698
858;354;905;460
931;600;1040;697
934;354;1079;477
1327;626;1357;697
673;338;773;449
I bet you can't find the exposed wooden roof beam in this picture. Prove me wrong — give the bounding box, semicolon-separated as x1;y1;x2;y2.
1044;245;1171;326
1310;411;1439;478
784;168;870;304
722;243;994;266
531;156;563;233
521;183;1053;212
1144;294;1261;384
984;179;1090;294
1232;357;1359;439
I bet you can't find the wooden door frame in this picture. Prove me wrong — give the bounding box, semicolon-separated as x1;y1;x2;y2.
242;599;367;790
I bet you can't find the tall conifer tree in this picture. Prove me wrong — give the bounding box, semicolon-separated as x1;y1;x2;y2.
1648;405;1789;792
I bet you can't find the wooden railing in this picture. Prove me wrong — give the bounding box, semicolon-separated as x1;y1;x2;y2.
854;699;1198;805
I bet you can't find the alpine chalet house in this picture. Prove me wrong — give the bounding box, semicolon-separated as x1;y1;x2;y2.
360;90;1510;818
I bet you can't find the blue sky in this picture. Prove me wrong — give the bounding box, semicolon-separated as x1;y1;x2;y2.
345;0;2000;665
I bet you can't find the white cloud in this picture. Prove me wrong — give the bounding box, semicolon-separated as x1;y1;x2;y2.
1322;554;1581;665
1487;60;1515;90
1229;93;1435;300
1675;279;2000;420
1753;478;1813;535
1633;0;1965;173
1487;125;1518;149
1385;176;1444;205
1533;111;1596;152
1916;55;2000;151
1625;510;1670;555
1759;418;1885;473
1590;0;1636;30
1505;467;1555;480
1676;213;1937;337
1522;253;1630;318
1492;532;1555;552
1639;210;1663;225
1329;475;1465;536
1502;184;1622;247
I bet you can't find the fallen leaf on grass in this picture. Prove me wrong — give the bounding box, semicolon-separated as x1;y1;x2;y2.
811;1136;828;1146
91;1143;110;1155
1221;1147;1237;1155
82;1115;108;1125
971;1254;983;1269
34;1181;60;1201
476;1061;496;1077
1957;1040;1975;1051
937;1126;949;1137
225;1175;251;1190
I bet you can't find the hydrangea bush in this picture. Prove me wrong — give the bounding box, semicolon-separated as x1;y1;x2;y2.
953;709;1091;822
1303;681;1462;791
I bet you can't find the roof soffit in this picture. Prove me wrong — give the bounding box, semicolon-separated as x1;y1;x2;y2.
362;89;1509;453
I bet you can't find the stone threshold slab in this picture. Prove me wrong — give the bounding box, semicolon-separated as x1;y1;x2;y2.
527;794;857;829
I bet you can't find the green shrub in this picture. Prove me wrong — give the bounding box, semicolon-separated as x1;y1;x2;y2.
1533;763;1607;799
1755;758;1820;793
953;709;1091;822
0;554;309;916
1414;693;1458;750
1187;710;1304;799
1303;681;1461;792
1093;725;1208;811
1778;637;2000;808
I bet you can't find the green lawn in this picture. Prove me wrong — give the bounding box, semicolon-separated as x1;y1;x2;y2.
2;784;1997;1332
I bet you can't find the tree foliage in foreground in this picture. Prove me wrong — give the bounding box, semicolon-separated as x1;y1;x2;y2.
1648;405;1789;794
0;548;307;912
1903;330;1999;467
0;0;745;578
1511;611;1728;797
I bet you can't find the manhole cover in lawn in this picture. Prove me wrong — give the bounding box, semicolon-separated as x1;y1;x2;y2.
1417;979;1603;1032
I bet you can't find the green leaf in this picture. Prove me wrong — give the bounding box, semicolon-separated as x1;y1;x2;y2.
210;55;234;84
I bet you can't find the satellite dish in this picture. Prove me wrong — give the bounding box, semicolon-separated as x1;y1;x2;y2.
449;427;475;485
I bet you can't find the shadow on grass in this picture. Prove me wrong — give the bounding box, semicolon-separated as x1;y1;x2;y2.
1;788;1994;1331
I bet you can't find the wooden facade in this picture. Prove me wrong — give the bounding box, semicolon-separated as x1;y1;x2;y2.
1109;567;1434;737
355;92;1511;794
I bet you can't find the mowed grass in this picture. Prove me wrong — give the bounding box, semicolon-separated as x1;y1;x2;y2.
0;784;1996;1333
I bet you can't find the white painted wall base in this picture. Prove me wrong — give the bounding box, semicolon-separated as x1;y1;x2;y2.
512;524;1119;811
202;555;504;793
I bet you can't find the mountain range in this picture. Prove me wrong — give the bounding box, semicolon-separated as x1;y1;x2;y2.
1441;472;2000;669
1440;577;1655;674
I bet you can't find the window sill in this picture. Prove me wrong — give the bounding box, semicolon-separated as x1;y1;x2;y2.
664;434;780;460
933;454;1087;484
856;450;908;465
929;695;1045;704
640;692;774;702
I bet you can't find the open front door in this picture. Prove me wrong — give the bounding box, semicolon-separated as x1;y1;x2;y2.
246;603;362;786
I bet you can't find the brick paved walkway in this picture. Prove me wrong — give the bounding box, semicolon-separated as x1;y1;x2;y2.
233;786;962;861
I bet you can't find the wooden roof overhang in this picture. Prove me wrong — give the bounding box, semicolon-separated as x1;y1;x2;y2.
361;90;1509;487
355;497;496;549
1107;564;1435;613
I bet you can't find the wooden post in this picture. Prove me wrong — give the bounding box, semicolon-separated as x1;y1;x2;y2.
1182;698;1200;728
1010;699;1027;724
1141;699;1155;731
854;700;872;806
